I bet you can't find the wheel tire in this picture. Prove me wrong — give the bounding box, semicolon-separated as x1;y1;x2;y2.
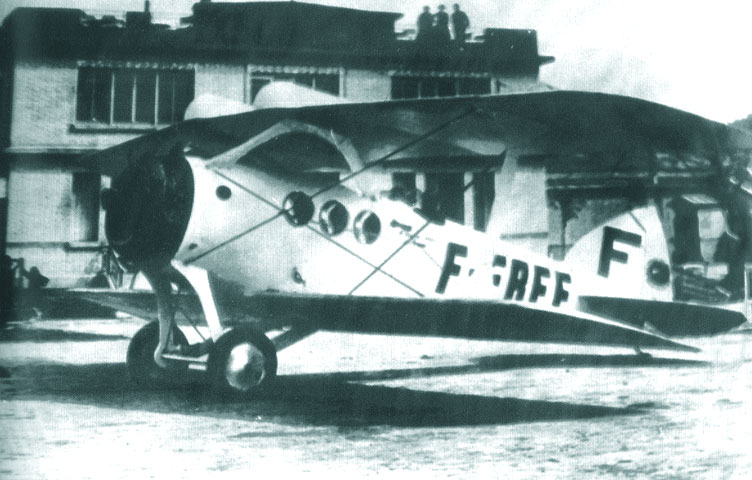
126;320;189;387
207;326;277;396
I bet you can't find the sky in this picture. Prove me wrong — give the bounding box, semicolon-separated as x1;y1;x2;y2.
2;0;752;123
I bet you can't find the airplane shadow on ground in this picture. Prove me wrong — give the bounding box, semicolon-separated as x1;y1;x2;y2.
314;353;706;384
0;353;707;428
0;328;130;342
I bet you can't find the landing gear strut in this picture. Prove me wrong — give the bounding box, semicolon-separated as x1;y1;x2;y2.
129;263;281;395
126;321;189;386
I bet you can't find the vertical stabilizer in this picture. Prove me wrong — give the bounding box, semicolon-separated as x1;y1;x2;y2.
565;205;673;301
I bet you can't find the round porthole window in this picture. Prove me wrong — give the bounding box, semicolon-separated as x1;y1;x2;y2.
319;200;349;236
216;185;232;200
646;259;670;286
282;191;314;226
353;210;381;244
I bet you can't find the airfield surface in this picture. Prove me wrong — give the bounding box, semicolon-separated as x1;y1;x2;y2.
1;317;751;479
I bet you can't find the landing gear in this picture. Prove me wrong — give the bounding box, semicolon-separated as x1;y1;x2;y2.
207;326;278;395
132;264;282;396
126;321;189;386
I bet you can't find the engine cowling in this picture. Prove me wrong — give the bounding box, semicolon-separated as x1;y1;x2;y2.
103;147;194;270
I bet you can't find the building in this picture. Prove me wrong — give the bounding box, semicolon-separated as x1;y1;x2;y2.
0;1;554;287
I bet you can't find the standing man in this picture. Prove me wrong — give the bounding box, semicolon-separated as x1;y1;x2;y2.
451;4;470;45
416;6;433;44
434;5;451;46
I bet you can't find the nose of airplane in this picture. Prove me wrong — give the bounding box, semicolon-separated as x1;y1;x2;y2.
103;146;194;269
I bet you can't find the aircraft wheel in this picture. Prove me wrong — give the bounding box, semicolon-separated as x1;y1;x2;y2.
126;321;189;387
207;326;277;395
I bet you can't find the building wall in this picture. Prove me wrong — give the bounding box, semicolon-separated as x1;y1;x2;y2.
10;62;148;152
195;63;246;103
4;58;545;288
5;242;104;288
6;157;107;287
343;69;391;102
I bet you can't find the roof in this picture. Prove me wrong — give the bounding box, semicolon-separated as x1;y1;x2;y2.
0;3;553;75
185;1;403;23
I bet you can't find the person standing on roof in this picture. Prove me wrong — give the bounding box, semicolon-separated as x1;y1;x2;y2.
451;4;470;45
434;5;451;46
416;6;433;44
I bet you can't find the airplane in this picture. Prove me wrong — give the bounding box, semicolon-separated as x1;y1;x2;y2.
54;89;752;396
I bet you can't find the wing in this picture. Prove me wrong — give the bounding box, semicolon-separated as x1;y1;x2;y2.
45;289;164;322
49;289;698;352
88;90;752;181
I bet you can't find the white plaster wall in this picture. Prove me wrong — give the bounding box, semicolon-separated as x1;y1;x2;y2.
343;69;391;102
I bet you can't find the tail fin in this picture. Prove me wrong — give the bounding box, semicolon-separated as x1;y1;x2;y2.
565;205;673;301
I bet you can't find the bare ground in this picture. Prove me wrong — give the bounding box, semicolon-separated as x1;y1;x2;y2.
1;318;751;479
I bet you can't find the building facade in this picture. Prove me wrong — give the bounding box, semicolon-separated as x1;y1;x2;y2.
0;2;554;287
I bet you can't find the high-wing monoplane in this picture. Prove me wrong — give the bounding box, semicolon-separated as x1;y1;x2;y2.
57;90;752;395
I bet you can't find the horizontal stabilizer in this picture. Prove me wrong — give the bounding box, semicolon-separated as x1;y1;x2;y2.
579;296;746;336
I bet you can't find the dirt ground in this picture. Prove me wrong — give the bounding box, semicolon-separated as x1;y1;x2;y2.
1;317;751;479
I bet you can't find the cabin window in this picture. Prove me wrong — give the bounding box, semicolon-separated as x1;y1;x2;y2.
354;210;381;244
282;191;314;226
319;200;349;236
76;67;195;125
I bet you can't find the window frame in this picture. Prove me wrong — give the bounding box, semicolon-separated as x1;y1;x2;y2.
248;66;342;103
390;74;491;100
75;64;195;128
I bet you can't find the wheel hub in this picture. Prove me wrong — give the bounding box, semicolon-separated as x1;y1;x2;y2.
225;343;267;391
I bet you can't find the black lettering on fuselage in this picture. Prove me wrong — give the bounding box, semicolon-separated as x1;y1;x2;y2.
598;226;642;277
529;266;550;303
504;259;529;301
436;242;468;294
492;254;506;286
553;272;571;306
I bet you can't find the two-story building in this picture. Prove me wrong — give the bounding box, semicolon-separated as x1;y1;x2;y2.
0;1;555;287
